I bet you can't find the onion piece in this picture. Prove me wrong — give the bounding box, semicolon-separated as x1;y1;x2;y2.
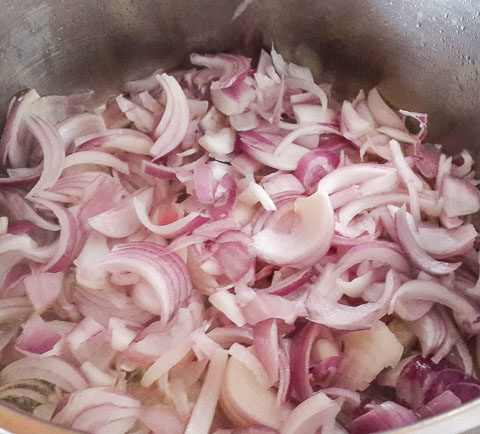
391;280;479;327
317;164;395;195
220;356;291;429
395;207;461;275
279;391;340;434
348;401;417;434
76;128;153;155
88;188;153;238
441;175;480;217
33;198;78;273
0;191;60;231
253;191;334;267
151;73;190;158
103;242;192;324
24;271;63;313
134;195;209;238
253;319;279;383
25;115;66;198
0;89;40;166
295;150;340;193
0;357;87;392
336;321;403;391
141;336;193;387
15;315;63;357
52;387;141;427
63;150;129;174
191;53;251;90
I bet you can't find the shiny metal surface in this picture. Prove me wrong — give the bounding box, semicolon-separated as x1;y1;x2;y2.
0;0;479;432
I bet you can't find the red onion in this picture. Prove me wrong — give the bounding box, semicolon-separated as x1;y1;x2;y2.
0;89;40;166
151;73;190;158
25;115;65;198
349;401;418;434
441;174;480;217
395;207;461;275
279;391;340;434
2;48;480;433
103;242;192;323
24;271;63;313
295;149;340;193
33;198;78;272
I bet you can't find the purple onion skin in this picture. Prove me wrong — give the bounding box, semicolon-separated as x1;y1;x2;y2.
397;356;480;410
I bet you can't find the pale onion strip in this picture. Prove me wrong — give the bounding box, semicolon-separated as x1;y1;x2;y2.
184;348;228;434
63;150;129;174
228;342;272;388
141;337;193;387
133;196;204;237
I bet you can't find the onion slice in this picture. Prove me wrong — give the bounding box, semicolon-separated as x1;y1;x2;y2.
253;191;334;267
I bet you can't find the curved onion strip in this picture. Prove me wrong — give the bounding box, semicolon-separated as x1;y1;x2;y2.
395;207;461;276
63;150;129;174
103;242;192;324
185;349;228;433
133;195;209;238
317;164;396;195
25;115;66;198
279;391;340;434
274;124;339;156
76;128;153;155
253;191;334;267
0;191;59;231
151;73;190;158
52;387;141;426
391;280;479;325
338;192;441;225
190;53;251;90
0;89;40;165
33;198;78;273
0;357;87;392
88;188;153;238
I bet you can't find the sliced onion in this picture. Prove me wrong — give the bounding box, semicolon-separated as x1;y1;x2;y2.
88;187;153;238
317;164;395;195
151;73;190;158
441;174;480;217
33;198;78;273
191;53;251;90
25;115;66;198
15;315;63;357
290;322;323;401
253;319;279;383
220;356;291;429
253;191;334;267
103;242;192;324
279;391;340;434
77;128;153;155
392;280;479;326
416;223;476;258
134;195;209;238
395;207;461;275
349;401;417;434
0;89;40;166
336;321;403;392
0;357;88;392
58;113;106;147
52;387;141;426
24;271;63;313
63;150;129;174
295;150;340;193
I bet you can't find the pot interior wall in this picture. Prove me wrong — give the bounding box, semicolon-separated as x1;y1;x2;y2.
0;0;479;153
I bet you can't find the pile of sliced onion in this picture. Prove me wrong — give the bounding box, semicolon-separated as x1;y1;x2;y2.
0;46;480;434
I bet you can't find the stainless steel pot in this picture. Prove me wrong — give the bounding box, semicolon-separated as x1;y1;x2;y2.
0;0;479;432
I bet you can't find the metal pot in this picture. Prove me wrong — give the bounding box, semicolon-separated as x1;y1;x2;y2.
0;1;479;432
